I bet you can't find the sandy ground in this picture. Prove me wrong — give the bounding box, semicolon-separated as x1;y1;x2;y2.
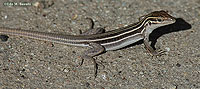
0;0;199;89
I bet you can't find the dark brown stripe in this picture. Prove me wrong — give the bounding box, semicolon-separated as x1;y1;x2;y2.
64;18;151;45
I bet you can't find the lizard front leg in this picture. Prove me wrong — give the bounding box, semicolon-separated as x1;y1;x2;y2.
143;36;159;56
143;34;165;56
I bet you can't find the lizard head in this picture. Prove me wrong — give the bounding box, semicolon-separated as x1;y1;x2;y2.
139;10;176;26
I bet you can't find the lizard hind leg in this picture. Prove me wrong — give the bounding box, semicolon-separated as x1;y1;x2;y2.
80;43;105;78
79;18;105;35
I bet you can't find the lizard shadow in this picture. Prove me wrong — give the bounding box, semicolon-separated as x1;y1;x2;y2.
117;18;192;51
0;35;9;42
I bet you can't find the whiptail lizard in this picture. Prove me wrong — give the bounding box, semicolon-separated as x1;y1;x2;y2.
0;10;176;77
